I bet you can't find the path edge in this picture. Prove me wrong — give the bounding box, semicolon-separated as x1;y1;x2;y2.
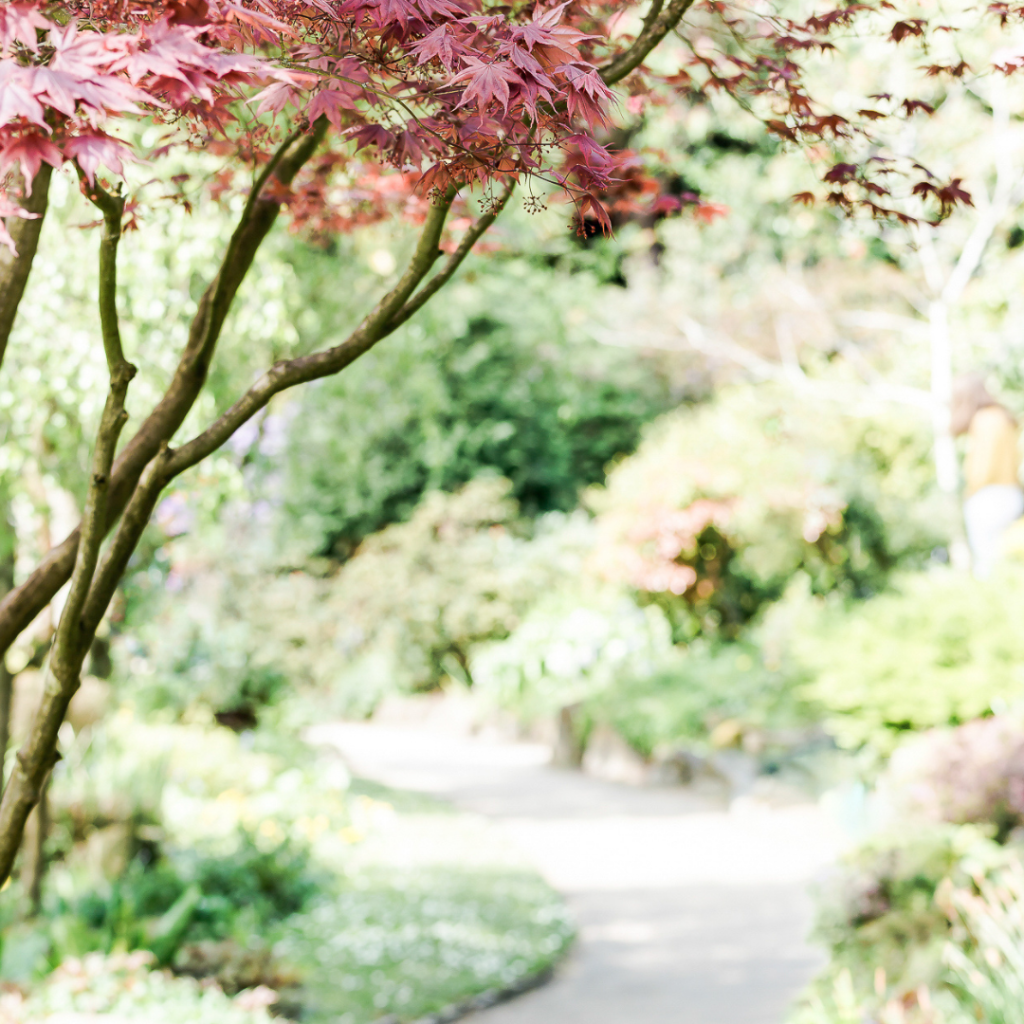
402;956;563;1024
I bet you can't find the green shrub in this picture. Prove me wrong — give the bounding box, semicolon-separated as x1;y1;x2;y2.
588;641;811;759
321;478;596;707
275;266;673;557
472;589;811;758
0;951;276;1024
800;825;1011;1017
470;588;676;726
591;387;946;640
45;832;321;968
790;571;1024;755
944;859;1024;1023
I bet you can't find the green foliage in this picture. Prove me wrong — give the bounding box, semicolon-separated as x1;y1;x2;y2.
944;860;1024;1023
794;826;1012;1022
275;253;672;557
791;572;1024;755
321;478;595;708
44;833;320;968
1;952;276;1024
591;387;945;640
471;588;675;725
588;641;811;760
11;706;574;1023
472;586;811;758
113;479;595;720
117;533;296;723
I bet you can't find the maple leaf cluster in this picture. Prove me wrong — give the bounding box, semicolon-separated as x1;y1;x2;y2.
0;0;664;249
3;0;1021;252
666;0;1024;223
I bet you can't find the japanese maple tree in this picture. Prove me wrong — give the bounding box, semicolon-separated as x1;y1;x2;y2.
0;0;1014;880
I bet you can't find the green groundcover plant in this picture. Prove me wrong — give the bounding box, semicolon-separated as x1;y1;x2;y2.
2;711;573;1024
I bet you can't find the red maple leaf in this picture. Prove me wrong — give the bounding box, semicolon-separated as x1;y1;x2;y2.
451;58;523;114
0;134;62;192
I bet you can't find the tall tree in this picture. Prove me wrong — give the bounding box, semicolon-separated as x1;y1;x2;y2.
0;0;1004;881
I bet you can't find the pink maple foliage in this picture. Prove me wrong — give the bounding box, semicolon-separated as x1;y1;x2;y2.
2;0;1015;250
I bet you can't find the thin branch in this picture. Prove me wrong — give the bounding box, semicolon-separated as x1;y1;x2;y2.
600;0;696;86
386;181;516;331
79;176;128;373
0;120;329;663
241;127;302;225
0;184;468;757
80;447;174;641
160;187;459;478
0;203;136;881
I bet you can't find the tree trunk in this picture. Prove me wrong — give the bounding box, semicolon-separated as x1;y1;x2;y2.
22;776;49;917
551;704;584;768
0;492;14;795
0;165;53;371
0;660;11;798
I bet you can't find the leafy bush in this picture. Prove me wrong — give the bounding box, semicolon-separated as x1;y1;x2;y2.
43;831;321;970
321;478;595;708
790;572;1024;755
15;716;347;977
587;640;812;759
472;588;811;758
13;707;575;1023
275;261;673;557
0;952;276;1024
793;834;1024;1024
118;480;595;718
120;555;291;725
944;859;1024;1023
881;718;1024;841
803;826;1011;1014
591;387;945;639
51;713;353;852
471;588;675;726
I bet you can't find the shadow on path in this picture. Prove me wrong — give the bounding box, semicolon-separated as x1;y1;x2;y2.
310;722;842;1024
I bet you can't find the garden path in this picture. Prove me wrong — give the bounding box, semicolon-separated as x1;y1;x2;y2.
311;721;843;1024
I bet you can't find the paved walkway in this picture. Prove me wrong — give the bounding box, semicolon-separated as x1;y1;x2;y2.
310;722;843;1024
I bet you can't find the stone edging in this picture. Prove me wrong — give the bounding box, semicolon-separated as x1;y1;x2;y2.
379;964;556;1024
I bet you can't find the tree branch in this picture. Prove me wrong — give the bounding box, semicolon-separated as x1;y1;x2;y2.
0;165;54;373
386;182;515;332
599;0;695;86
0;153;505;879
0;122;329;663
159;187;460;477
0;201;136;880
80;177;128;373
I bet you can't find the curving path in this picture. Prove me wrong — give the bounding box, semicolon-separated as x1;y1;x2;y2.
310;721;843;1024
